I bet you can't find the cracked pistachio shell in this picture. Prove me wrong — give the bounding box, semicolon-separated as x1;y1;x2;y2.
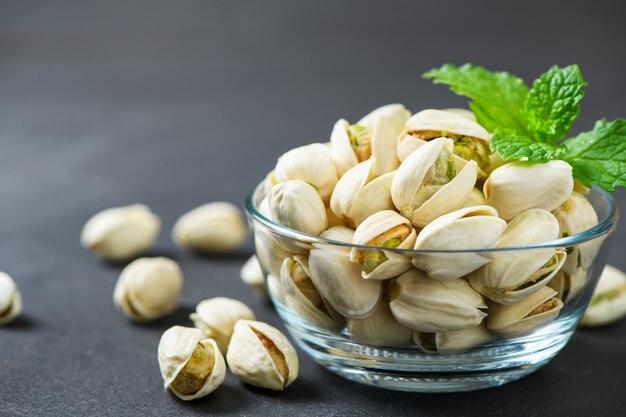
391;137;478;228
268;180;328;236
580;265;626;327
412;206;507;281
0;272;22;326
274;143;338;203
190;297;256;354
357;103;411;133
113;257;183;322
413;324;493;354
173;202;246;253
488;286;563;339
404;109;490;141
308;226;382;318
254;197;295;276
81;204;160;262
267;273;285;305
329;157;395;228
484;160;574;221
468;209;564;304
440;108;477;122
349;210;416;280
158;326;226;401
462;187;486;208
240;255;267;299
226;320;299;391
549;267;587;303
347;298;413;346
389;269;487;333
281;256;345;330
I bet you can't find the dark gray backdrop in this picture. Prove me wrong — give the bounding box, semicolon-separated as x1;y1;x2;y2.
1;1;625;416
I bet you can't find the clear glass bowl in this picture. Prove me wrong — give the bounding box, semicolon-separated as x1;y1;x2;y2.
245;183;618;392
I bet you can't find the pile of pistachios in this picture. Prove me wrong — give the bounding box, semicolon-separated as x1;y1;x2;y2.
251;104;623;353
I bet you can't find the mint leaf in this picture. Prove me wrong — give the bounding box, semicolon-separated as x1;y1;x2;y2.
561;119;626;192
490;129;564;161
423;63;529;133
521;65;586;144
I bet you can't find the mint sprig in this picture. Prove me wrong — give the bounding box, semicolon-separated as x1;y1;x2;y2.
424;63;626;192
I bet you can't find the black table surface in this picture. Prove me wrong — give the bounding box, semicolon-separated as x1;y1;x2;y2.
1;1;625;416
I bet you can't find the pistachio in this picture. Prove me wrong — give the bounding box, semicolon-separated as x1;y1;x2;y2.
268;180;328;236
412;205;506;281
462;187;486;208
267;273;285;304
80;204;160;262
357;103;412;134
190;297;256;354
484;160;574;221
172;202;246;253
580;265;626;327
308;226;382;318
347;297;413;346
549;267;587;303
440;108;477;122
350;210;417;280
158;326;226;401
274;143;338;203
113;257;183;322
226;320;299;391
0;272;22;326
389;269;487;333
488;286;563;339
240;255;267;299
254;197;295;277
413;324;492;354
391;137;477;228
281;256;345;330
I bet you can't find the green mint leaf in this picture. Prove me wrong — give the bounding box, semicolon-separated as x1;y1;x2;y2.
561;119;626;192
490;129;564;161
423;63;529;133
521;65;587;143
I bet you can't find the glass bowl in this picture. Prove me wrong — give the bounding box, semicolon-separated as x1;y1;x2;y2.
244;182;617;392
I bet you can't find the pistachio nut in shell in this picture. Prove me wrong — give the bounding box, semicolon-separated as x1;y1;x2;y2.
413;324;492;354
440;108;477;122
330;157;395;228
347;298;413;346
113;257;183;322
226;320;299;391
0;272;22;326
267;273;285;305
173;202;246;253
462;187;486;208
280;256;345;330
548;267;587;303
484;160;574;221
254;197;295;276
240;255;267;299
488;286;563;339
274;143;338;203
268;180;328;236
158;326;226;401
580;265;626;327
308;226;382;318
357;103;411;134
190;297;256;354
350;210;416;280
391;137;477;228
469;209;565;304
80;204;160;262
389;269;487;333
412;206;506;281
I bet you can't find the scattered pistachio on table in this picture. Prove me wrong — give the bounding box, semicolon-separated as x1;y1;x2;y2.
240;255;267;299
0;272;22;326
580;265;626;327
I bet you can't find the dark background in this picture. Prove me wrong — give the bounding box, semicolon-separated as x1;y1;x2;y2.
1;1;625;416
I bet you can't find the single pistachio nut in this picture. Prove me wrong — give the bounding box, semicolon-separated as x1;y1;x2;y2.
412;206;506;281
389;269;487;333
80;204;160;262
330;157;395;228
440;108;477;122
0;272;22;326
350;210;417;280
241;255;267;299
281;256;345;330
484;160;574;221
274;143;338;203
580;265;626;327
347;297;413;346
462;187;486;208
268;180;328;236
254;197;295;276
469;209;566;304
391;137;477;228
308;226;382;318
488;286;563;339
226;320;299;391
549;267;588;303
573;179;590;195
357;103;412;134
172;202;246;253
413;324;492;354
190;297;256;353
113;257;183;322
158;326;226;401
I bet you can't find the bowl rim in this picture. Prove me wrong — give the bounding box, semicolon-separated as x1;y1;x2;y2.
245;181;619;253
